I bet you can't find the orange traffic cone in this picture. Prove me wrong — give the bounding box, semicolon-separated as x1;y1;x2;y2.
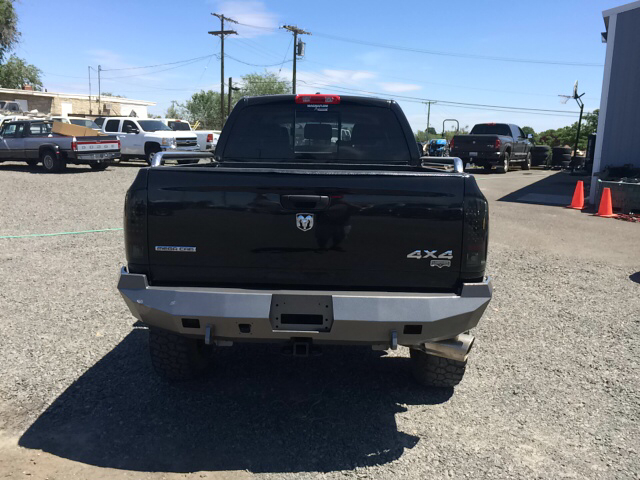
596;187;617;218
567;181;584;209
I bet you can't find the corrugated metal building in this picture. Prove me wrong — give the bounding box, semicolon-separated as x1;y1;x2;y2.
0;87;155;119
590;1;640;203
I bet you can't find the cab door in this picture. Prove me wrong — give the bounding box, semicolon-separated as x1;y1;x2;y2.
0;123;25;159
104;119;127;153
510;125;525;159
122;120;144;154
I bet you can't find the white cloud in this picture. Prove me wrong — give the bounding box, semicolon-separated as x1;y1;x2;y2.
274;68;376;91
312;69;375;84
87;49;132;71
214;1;279;38
357;50;390;67
86;49;199;89
378;82;422;93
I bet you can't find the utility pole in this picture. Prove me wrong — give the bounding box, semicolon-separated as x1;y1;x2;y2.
281;25;311;94
88;66;92;115
572;91;585;165
98;65;101;115
424;101;436;141
227;77;241;118
227;77;232;118
209;13;237;127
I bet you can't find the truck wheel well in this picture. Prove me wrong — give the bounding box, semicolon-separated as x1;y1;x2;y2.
145;142;161;153
39;146;56;157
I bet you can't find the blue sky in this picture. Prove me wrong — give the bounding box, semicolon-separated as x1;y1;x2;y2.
15;0;622;132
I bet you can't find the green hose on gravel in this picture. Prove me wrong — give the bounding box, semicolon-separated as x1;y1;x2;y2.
0;228;123;239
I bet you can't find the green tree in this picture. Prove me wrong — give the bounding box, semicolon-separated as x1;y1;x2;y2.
100;92;126;98
536;110;598;150
522;126;535;138
0;0;19;63
237;71;291;97
415;127;440;141
166;100;184;119
184;90;222;129
0;54;42;89
182;72;293;130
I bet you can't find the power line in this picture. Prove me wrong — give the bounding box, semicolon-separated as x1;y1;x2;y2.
311;31;603;67
198;45;217;83
298;58;570;99
45;55;215;80
230;19;602;67
234;21;278;32
298;81;585;117
279;35;294;75
100;54;214;72
225;54;292;67
102;56;214;79
301;81;582;113
100;76;210;92
232;37;284;60
42;71;86;79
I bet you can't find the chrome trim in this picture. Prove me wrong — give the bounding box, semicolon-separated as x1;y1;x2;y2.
150;151;215;167
421;156;464;173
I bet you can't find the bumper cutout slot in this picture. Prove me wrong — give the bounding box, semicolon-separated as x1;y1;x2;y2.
281;314;324;325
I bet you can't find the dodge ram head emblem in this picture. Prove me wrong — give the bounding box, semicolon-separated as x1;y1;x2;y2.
296;213;314;231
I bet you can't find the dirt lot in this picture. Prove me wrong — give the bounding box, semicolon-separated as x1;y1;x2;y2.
0;162;638;479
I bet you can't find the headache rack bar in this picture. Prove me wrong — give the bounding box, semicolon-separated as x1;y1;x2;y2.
150;151;215;167
150;152;463;173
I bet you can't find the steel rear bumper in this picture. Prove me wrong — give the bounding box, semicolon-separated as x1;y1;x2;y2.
117;268;492;347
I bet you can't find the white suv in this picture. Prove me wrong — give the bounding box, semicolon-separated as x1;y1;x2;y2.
97;117;199;163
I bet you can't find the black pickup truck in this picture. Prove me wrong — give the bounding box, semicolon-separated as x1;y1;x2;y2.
118;94;492;389
0;120;120;172
450;123;533;173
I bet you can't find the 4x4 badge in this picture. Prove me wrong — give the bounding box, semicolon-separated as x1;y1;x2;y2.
296;213;314;231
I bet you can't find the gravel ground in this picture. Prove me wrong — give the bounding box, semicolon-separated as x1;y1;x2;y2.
0;163;638;479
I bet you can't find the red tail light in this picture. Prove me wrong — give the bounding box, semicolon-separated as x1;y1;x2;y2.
450;139;455;150
461;178;489;281
295;94;340;104
117;139;121;150
207;133;213;142
71;137;77;151
494;138;501;149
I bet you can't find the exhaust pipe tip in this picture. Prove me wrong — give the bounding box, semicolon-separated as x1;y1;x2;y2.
420;333;475;362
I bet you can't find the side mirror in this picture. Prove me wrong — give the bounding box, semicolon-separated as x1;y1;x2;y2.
124;125;139;134
527;134;533;140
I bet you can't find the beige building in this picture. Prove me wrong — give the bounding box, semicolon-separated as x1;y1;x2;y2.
0;87;155;118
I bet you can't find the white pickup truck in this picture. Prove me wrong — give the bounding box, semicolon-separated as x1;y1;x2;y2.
157;118;219;152
95;117;199;163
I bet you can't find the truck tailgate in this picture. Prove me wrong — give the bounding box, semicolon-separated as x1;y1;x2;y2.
454;135;499;152
146;167;465;291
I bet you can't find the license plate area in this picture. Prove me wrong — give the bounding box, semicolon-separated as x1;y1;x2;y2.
469;152;478;157
270;294;333;332
79;152;115;160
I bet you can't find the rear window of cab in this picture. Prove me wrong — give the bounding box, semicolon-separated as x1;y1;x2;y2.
223;103;411;164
